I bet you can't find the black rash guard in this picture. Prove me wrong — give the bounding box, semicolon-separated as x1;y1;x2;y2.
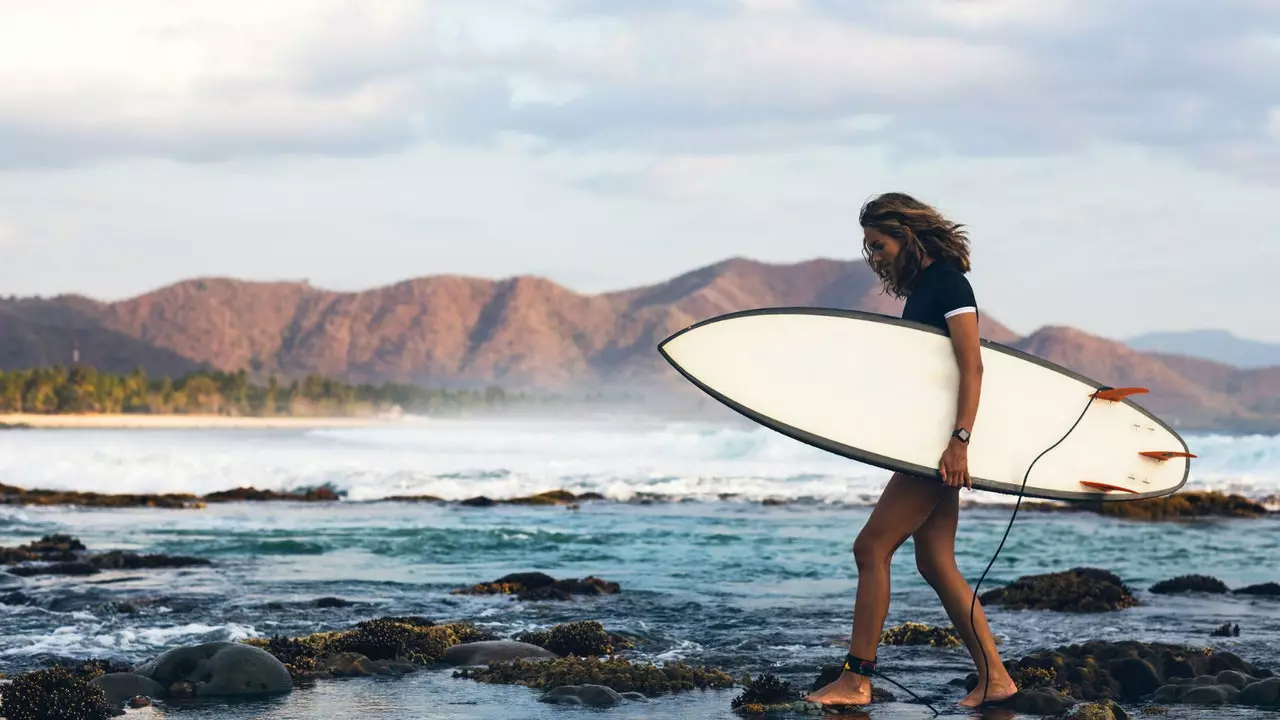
900;261;977;334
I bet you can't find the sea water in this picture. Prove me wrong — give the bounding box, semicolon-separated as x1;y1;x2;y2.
1;418;1278;719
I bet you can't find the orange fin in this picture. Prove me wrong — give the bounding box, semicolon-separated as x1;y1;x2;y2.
1080;481;1139;494
1140;451;1198;461
1092;387;1149;401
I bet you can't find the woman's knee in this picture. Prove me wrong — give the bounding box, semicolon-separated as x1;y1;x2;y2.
852;531;894;570
914;549;957;587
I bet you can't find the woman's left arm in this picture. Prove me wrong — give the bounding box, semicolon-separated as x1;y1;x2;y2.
940;311;983;489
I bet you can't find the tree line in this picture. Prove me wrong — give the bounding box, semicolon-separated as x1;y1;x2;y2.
0;366;526;416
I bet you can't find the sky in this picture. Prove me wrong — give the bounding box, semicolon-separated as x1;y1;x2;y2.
1;0;1278;342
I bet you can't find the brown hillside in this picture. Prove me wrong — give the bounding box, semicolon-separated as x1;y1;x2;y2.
25;258;1016;387
2;257;1278;431
0;310;201;377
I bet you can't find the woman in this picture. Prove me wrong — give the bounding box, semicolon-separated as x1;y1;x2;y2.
804;192;1019;709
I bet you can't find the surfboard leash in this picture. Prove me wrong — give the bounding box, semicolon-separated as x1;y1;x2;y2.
966;388;1108;707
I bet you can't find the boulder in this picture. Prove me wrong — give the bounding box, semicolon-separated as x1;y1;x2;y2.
134;641;292;697
441;640;557;666
89;672;168;705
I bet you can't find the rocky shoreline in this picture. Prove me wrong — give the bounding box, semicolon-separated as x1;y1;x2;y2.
2;482;1276;518
3;531;1279;718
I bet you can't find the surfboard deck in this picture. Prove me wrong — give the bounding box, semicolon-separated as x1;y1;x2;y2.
657;307;1192;502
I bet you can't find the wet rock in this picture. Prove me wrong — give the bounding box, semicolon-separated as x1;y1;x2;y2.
455;656;735;695
1093;491;1269;520
312;596;355;608
1240;677;1280;706
1149;575;1228;594
0;666;117;720
880;621;961;647
998;688;1076;715
0;484;201;509
1211;622;1240;637
442;640;557;666
127;696;152;708
1048;699;1128;719
1178;684;1234;704
1;535;212;579
319;652;418;677
88;672;168;705
454;571;621;601
962;640;1269;707
203;486;340;502
381;494;446;503
242;618;491;679
134;641;293;697
5;561;100;577
1108;657;1162;700
513;620;634;657
88;550;211;570
979;567;1138;612
1216;670;1251;689
1234;582;1280;597
540;684;625;707
506;490;581;506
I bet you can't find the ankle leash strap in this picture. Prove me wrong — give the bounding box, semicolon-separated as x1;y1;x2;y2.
843;652;876;677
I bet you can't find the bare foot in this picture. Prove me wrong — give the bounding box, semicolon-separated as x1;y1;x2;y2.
957;676;1019;708
802;671;872;706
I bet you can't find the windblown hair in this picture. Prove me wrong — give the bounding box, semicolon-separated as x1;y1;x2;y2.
859;192;971;299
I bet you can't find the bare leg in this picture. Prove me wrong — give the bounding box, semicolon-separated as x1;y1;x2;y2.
913;488;1018;707
804;472;947;706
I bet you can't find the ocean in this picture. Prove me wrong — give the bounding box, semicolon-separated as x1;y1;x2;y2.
1;417;1278;719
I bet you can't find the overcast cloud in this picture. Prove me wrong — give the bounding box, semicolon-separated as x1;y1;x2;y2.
0;0;1277;341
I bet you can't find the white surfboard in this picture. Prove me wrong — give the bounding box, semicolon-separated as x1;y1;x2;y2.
658;308;1193;502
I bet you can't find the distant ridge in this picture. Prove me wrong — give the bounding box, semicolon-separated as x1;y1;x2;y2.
1125;329;1280;369
1;257;1278;432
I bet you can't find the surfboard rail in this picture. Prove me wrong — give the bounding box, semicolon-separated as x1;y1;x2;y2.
657;306;1193;503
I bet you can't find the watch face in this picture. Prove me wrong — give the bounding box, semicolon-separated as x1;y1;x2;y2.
955;428;970;442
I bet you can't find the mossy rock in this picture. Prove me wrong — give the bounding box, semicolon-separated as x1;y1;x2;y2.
455;655;735;695
980;568;1138;612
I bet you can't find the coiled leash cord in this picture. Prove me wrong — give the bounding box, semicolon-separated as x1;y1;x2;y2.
843;389;1105;716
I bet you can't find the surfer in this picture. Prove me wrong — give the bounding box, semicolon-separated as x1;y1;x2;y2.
804;192;1019;709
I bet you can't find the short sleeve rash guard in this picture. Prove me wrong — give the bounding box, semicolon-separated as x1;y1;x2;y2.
900;261;977;333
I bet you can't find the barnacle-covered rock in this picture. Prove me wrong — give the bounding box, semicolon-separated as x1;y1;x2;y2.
456;655;734;695
0;666;115;720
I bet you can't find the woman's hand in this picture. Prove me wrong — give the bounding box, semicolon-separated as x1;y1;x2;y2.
938;438;971;489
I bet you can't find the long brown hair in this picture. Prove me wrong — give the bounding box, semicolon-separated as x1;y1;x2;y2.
859;192;971;299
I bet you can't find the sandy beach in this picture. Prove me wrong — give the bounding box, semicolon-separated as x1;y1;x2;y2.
0;412;408;430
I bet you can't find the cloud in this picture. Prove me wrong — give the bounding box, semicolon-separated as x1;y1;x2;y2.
0;0;1276;183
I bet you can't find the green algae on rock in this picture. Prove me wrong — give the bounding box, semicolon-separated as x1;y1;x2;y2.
513;620;635;657
979;567;1138;612
453;571;621;601
242;617;495;680
1149;575;1229;594
880;622;962;647
0;666;116;720
455;656;735;696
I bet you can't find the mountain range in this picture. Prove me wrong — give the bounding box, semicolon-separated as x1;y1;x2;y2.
1124;330;1280;369
1;257;1277;433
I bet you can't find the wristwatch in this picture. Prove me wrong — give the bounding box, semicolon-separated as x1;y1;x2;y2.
952;427;970;444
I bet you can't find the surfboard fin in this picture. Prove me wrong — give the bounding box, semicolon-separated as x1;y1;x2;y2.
1091;387;1149;401
1139;451;1198;461
1080;481;1139;494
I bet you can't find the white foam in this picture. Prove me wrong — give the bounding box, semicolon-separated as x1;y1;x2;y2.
0;420;1274;505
